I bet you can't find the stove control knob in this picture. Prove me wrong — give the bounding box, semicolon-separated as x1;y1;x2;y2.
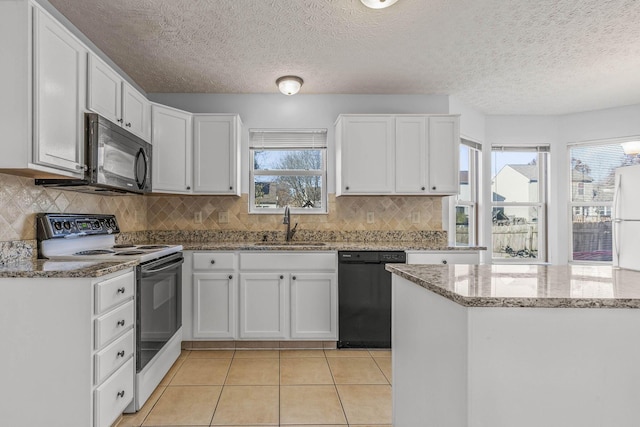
53;221;63;231
93;220;101;229
108;219;117;228
63;221;71;230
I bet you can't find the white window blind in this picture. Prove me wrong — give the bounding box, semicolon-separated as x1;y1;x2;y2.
249;129;327;149
491;145;550;152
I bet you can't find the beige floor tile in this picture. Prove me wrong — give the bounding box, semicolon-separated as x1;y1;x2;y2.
368;349;391;358
336;385;392;425
324;349;371;358
280;385;347;425
373;357;392;384
327;357;389;384
188;349;235;359
233;349;280;358
142;385;221;426
170;358;231;385
158;356;187;386
211;385;279;425
280;349;326;358
280;358;334;385
117;386;166;426
225;358;280;385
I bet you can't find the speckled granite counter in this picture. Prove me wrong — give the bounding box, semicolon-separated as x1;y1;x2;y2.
178;241;486;251
386;264;640;308
0;259;136;278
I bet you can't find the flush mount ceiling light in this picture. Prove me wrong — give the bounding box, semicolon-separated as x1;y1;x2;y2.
276;76;304;96
360;0;399;9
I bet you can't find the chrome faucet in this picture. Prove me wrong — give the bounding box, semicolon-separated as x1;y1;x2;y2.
283;206;298;242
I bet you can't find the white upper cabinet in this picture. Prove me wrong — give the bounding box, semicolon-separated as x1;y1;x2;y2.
152;104;192;193
1;1;86;178
33;7;87;175
88;54;150;142
428;116;460;194
336;114;460;196
337;116;395;194
192;115;241;195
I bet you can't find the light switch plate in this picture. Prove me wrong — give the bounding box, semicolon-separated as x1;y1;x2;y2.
219;211;229;224
411;211;420;223
194;211;202;224
366;212;375;224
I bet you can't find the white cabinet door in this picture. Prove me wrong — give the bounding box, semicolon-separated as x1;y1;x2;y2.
87;54;121;126
339;116;394;194
406;251;479;265
193;115;240;194
395;116;428;194
193;273;237;339
122;83;150;142
290;273;337;339
152;104;192;193
239;273;287;339
33;8;86;175
428;116;459;194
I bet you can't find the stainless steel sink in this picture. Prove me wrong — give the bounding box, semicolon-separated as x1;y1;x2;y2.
254;242;326;246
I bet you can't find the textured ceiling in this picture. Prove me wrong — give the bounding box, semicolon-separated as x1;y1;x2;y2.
48;0;640;114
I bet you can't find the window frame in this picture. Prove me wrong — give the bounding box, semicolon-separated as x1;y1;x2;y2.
490;145;549;263
566;137;640;264
450;139;481;247
249;129;328;215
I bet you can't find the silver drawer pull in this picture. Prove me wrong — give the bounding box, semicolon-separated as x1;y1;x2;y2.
210;260;215;264
117;287;126;294
117;320;126;327
117;390;125;398
117;350;125;358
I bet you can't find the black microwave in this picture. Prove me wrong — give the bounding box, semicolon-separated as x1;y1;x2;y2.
36;113;152;195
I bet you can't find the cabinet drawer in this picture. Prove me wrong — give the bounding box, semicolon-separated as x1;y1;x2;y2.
193;252;236;270
95;330;134;385
95;271;135;315
406;251;479;265
95;300;134;350
94;358;134;427
240;252;336;271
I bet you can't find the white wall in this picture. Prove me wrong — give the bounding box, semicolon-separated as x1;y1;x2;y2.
148;93;450;194
560;104;640;143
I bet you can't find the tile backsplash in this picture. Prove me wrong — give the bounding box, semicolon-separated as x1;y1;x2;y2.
0;172;443;243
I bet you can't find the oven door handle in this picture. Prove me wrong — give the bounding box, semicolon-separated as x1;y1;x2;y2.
142;259;183;275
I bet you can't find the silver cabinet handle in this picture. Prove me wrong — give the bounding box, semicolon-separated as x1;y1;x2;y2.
210;260;215;264
117;390;125;398
421;186;426;190
432;186;436;190
292;276;297;280
186;186;191;190
117;287;126;294
117;320;125;327
442;260;448;265
228;275;233;280
117;350;125;358
279;275;284;279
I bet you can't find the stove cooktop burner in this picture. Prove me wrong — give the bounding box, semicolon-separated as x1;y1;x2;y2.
113;244;135;249
117;250;145;255
137;245;170;250
75;249;116;255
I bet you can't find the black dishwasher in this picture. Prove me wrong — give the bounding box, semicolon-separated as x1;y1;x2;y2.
338;250;406;348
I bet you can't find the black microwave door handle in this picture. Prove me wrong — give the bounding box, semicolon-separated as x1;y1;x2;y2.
135;148;148;190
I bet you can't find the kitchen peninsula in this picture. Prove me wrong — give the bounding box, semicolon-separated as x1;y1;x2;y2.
387;264;640;427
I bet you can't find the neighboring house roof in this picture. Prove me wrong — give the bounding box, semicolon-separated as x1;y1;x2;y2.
492;192;506;202
571;169;594;183
508;165;538;182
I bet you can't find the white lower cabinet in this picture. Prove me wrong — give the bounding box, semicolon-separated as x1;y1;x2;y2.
406;250;480;265
183;251;338;342
239;273;288;339
0;268;135;427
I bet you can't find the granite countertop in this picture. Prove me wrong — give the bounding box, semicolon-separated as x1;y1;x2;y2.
0;259;137;278
177;241;486;251
386;264;640;308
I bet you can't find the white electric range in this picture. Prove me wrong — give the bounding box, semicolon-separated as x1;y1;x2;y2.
36;213;184;412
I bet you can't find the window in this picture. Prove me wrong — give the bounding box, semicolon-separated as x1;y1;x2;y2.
568;140;640;262
491;146;549;262
249;129;327;214
452;139;481;246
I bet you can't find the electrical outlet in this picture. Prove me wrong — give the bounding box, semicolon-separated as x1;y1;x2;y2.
411;211;421;224
366;212;375;224
218;211;229;224
194;211;202;224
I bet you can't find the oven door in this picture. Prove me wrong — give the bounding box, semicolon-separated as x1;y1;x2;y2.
136;252;183;373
